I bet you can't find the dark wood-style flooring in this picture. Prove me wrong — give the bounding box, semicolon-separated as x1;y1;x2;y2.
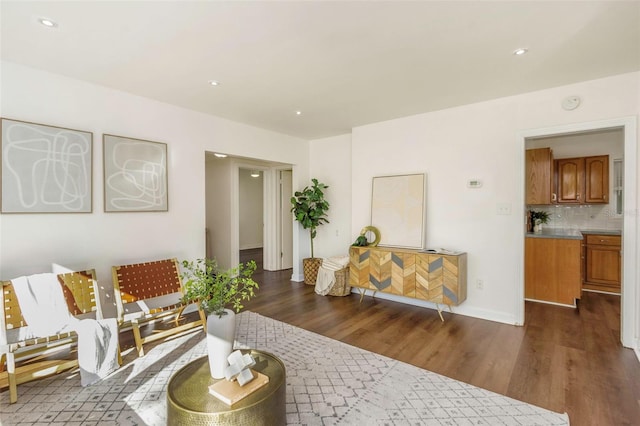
239;250;640;426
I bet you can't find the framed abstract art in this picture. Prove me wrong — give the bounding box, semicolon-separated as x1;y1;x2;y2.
1;118;93;213
371;173;427;249
103;134;168;212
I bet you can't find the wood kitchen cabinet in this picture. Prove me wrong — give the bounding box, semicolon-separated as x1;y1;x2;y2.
556;155;609;204
525;237;581;306
525;148;554;204
584;156;609;203
556;157;584;204
583;234;621;294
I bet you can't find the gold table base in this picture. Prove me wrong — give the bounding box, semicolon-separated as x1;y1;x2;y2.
167;350;286;425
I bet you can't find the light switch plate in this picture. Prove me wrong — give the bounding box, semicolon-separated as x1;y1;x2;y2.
496;203;512;215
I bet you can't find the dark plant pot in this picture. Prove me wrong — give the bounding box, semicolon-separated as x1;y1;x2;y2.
303;258;322;285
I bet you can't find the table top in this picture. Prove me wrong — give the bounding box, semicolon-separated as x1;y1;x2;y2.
167;349;285;414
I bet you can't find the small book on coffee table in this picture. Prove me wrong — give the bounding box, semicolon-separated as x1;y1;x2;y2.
208;370;269;406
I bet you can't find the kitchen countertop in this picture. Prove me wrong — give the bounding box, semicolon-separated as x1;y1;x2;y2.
526;228;621;239
579;229;622;236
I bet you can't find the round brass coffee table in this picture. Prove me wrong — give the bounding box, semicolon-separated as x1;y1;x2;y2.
167;349;286;425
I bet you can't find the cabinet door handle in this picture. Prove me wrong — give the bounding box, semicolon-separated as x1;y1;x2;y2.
552;193;557;202
577;193;580;201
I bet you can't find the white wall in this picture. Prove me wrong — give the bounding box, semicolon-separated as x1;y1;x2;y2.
0;61;309;317
205;157;232;268
528;128;624;158
238;169;264;250
636;78;640;358
341;72;639;325
308;134;353;259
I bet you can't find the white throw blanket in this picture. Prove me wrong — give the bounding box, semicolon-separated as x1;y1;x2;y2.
11;273;119;386
315;255;350;296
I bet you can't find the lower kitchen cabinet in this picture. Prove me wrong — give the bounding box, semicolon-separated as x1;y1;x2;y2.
583;234;621;294
525;237;581;306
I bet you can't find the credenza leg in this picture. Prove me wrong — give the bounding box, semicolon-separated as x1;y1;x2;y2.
435;304;453;322
357;288;377;303
436;304;444;322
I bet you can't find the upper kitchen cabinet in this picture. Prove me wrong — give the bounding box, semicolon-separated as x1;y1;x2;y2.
584;155;609;203
556;157;584;203
556;155;609;205
525;148;554;205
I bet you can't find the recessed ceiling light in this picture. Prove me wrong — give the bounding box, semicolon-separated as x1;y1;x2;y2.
295;111;302;116
38;18;58;28
213;153;227;158
208;80;220;86
513;48;528;56
250;171;260;178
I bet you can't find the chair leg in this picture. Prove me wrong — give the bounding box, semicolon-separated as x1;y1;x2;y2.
198;309;207;333
173;305;187;327
7;352;17;404
131;321;145;357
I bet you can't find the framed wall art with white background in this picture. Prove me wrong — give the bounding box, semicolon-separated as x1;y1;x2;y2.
103;134;168;212
1;118;93;213
371;173;427;249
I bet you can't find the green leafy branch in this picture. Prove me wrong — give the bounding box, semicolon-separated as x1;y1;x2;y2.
180;258;258;317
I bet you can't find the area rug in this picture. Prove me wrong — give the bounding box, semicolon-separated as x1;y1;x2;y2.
1;311;570;425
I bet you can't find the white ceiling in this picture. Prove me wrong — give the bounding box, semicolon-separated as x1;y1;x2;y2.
1;1;639;140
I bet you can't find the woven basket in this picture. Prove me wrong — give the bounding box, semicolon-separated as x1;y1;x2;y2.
303;258;322;285
328;267;351;296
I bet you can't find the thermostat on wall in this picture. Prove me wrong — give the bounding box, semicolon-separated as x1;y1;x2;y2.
467;179;482;188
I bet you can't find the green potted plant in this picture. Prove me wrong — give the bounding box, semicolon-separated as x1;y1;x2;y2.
180;258;258;379
291;178;330;285
530;210;550;233
180;258;258;317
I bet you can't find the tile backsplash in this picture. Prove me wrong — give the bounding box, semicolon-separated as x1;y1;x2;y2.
528;204;622;231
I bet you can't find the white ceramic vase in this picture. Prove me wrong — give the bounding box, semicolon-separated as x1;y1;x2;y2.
534;219;542;233
206;309;236;379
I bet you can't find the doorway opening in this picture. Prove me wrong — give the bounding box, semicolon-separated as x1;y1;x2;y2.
518;117;637;348
204;152;293;274
239;167;264;270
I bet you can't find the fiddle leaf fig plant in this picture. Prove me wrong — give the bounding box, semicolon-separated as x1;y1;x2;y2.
291;178;329;258
180;258;258;318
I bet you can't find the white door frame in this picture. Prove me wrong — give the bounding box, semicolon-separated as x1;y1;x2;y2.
516;116;638;349
275;167;293;270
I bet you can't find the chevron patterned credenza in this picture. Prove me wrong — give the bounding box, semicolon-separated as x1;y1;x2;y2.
348;246;467;320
